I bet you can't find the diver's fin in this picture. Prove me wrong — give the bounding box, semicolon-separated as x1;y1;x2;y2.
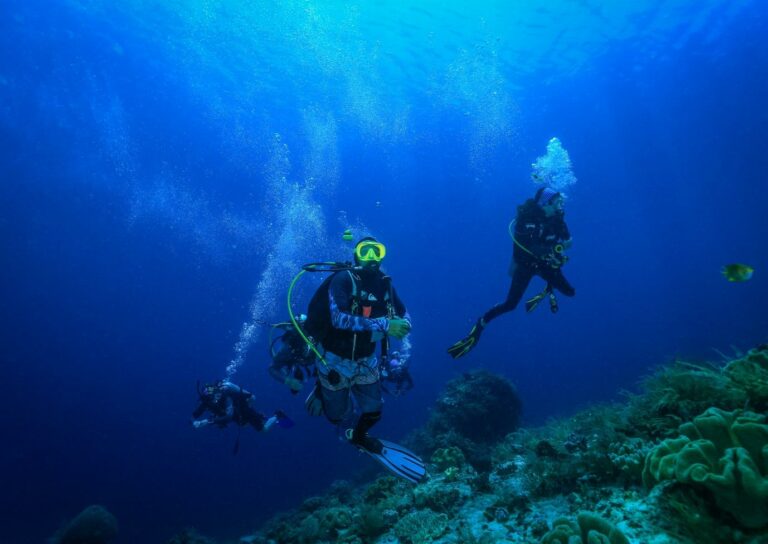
356;437;426;484
525;290;547;313
447;320;484;359
275;410;295;429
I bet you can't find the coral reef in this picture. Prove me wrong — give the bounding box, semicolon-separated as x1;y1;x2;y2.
643;407;768;528
198;345;768;544
52;505;118;544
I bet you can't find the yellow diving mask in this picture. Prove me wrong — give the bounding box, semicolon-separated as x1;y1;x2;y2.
355;240;386;262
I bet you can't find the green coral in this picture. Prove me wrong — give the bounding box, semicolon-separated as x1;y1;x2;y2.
724;346;768;410
540;512;629;544
393;509;449;544
413;477;471;513
444;466;460;482
431;446;466;471
643;407;768;528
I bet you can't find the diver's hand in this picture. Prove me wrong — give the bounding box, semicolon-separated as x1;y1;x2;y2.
387;318;411;340
284;377;303;393
543;254;564;268
192;419;209;429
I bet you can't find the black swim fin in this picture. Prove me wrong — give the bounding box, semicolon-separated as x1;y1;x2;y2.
447;319;484;359
353;436;426;484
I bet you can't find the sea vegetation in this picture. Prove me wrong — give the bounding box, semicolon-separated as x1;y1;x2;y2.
171;346;768;544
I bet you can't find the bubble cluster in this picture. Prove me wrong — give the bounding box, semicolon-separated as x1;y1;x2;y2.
226;129;336;378
531;137;577;191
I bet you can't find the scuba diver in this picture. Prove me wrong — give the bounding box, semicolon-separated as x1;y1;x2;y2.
267;316;317;394
381;350;414;396
448;186;575;359
300;237;426;484
192;379;292;433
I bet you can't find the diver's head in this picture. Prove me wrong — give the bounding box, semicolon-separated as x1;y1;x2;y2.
353;237;386;271
535;187;564;217
202;381;219;396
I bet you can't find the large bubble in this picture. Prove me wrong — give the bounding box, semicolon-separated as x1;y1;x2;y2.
531;137;577;191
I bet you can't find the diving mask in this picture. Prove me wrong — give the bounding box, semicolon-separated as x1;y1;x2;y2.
355;240;386;262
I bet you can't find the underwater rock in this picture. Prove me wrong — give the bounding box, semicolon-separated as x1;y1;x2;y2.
540;511;629;544
53;505;118;544
411;371;522;470
432;371;522;443
643;407;768;528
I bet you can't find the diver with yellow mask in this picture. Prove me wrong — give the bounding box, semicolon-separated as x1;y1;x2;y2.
297;237;425;483
448;187;575;359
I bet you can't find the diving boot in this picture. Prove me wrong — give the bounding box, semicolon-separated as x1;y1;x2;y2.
548;292;559;313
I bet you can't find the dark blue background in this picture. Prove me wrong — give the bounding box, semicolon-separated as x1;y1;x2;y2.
1;2;766;542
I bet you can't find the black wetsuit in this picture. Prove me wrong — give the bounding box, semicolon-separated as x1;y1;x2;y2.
482;199;575;323
192;383;267;430
268;326;316;388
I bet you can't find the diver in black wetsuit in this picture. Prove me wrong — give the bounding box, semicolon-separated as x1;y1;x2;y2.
267;318;317;395
448;186;575;359
192;380;289;431
381;350;414;396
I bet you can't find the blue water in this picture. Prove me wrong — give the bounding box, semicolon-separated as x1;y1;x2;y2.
1;1;767;542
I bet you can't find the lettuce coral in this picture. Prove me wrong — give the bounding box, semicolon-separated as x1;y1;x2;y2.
643;407;768;528
540;512;629;544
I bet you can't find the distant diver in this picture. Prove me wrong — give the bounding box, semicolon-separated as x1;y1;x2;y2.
267;316;317;394
448;186;575;359
288;237;426;484
381;350;414;396
192;380;293;453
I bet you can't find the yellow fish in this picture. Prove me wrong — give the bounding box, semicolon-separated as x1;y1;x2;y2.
721;263;754;282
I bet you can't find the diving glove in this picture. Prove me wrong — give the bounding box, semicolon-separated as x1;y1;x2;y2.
447;318;484;359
